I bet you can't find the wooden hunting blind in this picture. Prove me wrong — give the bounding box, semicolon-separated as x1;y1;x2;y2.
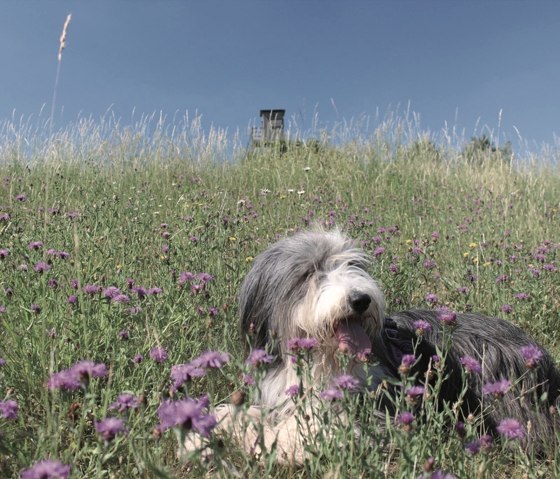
252;109;285;145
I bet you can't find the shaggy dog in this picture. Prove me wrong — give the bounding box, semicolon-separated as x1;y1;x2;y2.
183;229;560;463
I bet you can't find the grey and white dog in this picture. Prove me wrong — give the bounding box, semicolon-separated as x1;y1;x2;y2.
185;229;560;462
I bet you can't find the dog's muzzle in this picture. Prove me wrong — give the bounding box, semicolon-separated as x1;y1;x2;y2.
334;292;373;362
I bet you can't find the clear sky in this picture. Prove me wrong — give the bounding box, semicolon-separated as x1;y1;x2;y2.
1;1;559;150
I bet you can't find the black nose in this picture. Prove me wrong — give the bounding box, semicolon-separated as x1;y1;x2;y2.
349;292;371;314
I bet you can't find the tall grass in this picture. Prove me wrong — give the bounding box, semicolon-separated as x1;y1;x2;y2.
0;115;559;478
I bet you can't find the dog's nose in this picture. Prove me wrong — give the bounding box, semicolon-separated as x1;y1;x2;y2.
349;292;371;314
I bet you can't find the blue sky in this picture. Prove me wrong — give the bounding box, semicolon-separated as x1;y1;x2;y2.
2;1;559;150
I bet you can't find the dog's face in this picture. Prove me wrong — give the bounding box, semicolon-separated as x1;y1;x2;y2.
239;230;385;361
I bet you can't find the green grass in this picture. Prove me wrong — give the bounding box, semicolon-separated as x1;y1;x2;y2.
0;121;559;478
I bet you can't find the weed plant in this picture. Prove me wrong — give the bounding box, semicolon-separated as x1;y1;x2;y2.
0;118;559;478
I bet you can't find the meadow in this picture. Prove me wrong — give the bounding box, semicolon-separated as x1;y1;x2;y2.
0;116;559;478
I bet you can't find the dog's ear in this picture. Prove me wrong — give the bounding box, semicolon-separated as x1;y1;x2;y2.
239;268;272;353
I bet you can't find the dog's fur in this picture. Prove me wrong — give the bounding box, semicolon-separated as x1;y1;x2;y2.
183;229;560;463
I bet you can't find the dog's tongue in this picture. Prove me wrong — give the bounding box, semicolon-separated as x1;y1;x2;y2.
335;321;372;362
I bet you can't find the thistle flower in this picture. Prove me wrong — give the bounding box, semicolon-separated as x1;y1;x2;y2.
34;262;51;273
150;347;168;363
482;379;510;398
47;360;107;391
319;387;343;401
438;310;457;326
460;355;482;374
398;354;416;375
95;417;128;442
332;374;360;391
496;418;525;440
109;393;140;412
413;319;432;336
396;411;415;428
425;293;438;305
0;399;18;419
20;460;71;479
286;384;300;398
157;396;216;436
287;337;319;353
246;349;274;367
520;344;543;369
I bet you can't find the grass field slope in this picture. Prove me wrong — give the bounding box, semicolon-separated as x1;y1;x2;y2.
0;119;559;478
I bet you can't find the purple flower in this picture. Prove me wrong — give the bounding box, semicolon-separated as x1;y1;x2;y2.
192;351;230;369
495;274;509;284
103;286;121;299
482;379;511;398
396;411;415;427
83;284;101;295
31;304;42;314
496;418;525;440
0;213;10;222
405;385;425;398
425;293;439;305
438;310;457;326
72;360;108;380
47;360;107;391
157;396;216;436
373;246;385;257
109;393;140;412
0;358;5;366
332;374;360;391
286;384;300;398
501;304;513;314
423;259;436;269
27;241;43;250
398;354;416;375
118;329;129;340
95;417;128;441
150;347;168;363
170;363;206;392
320;387;344;401
287;337;319;353
111;294;130;304
0;399;18;419
413;320;432;335
47;369;81;391
20;460;71;479
34;261;51;273
514;292;529;300
132;354;144;364
246;349;275;367
67;295;78;305
465;434;492;455
460;355;482;374
520;344;543;369
0;248;9;259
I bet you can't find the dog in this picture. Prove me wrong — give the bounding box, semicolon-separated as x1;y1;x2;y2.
182;229;560;463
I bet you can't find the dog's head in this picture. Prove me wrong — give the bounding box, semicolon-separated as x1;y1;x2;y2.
239;229;385;361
